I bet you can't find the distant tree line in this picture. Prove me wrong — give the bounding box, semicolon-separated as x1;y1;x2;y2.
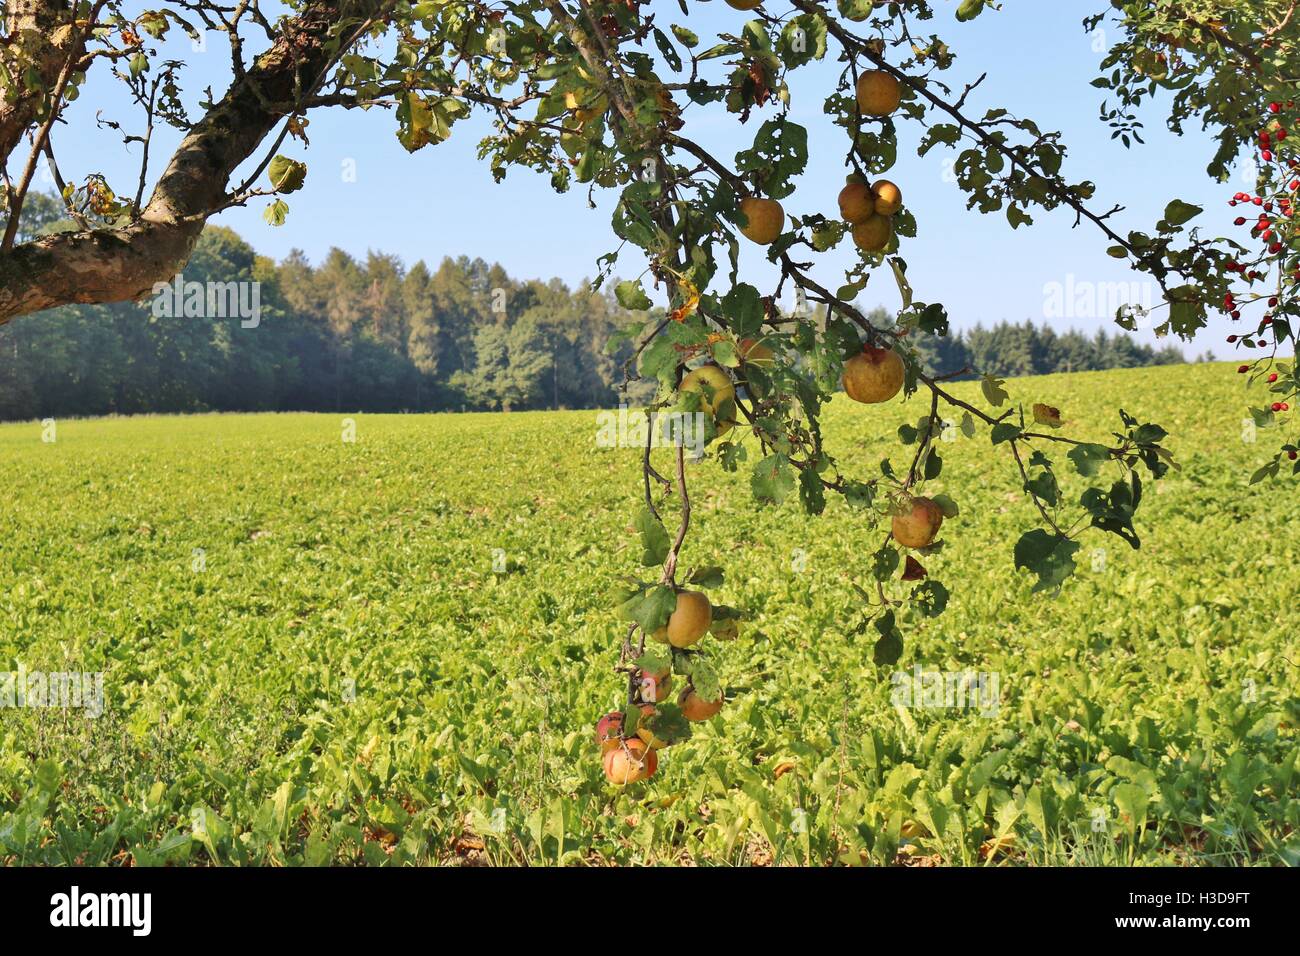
0;196;646;420
910;316;1185;379
0;196;1185;422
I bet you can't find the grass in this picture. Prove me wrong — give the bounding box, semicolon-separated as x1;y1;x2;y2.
0;361;1296;865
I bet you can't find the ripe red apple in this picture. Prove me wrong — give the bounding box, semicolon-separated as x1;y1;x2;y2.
602;738;657;785
892;496;944;549
679;687;724;722
596;711;624;753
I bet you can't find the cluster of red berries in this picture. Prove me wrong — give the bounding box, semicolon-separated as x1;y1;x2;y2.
1223;102;1298;356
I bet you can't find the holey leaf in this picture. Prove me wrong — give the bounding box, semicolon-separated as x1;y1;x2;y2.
1068;443;1110;478
752;453;796;505
1013;530;1079;593
889;257;913;309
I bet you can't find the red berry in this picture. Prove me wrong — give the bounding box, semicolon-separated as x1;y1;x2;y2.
1235;216;1247;225
1269;102;1282;113
1268;373;1279;382
1272;402;1284;411
1289;450;1298;461
1228;335;1239;342
1239;364;1250;373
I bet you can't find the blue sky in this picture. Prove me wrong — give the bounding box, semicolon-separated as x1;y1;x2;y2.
52;1;1259;357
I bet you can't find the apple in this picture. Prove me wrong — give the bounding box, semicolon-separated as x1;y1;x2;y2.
843;345;904;404
603;738;657;785
892;496;944;548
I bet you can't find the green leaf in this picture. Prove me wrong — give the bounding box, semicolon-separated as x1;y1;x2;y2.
635;646;672;676
889;257;913;309
1024;469;1059;507
872;543;900;582
843;480;874;509
688;565;725;588
779;14;828;68
681;658;721;702
911;580;949;618
633;507;670;567
1112;783;1150;834
930;493;959;518
721;283;763;337
615;279;653;311
671;24;699;48
263;199;289;226
990;422;1020;445
652;28;682;73
872;611;904;665
981;374;1009;407
752;453;796;505
639;335;679;385
799;468;826;515
638;705;692;746
1162;199;1202;227
1067;443;1110;478
1013;530;1080;593
268;155;308;194
1249;459;1280;484
621;584;677;634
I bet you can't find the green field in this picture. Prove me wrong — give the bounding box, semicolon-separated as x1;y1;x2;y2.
0;361;1296;866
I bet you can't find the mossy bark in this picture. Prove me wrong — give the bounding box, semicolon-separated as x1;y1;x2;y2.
0;0;386;323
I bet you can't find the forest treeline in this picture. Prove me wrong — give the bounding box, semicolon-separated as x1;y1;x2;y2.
0;195;1185;421
912;319;1187;379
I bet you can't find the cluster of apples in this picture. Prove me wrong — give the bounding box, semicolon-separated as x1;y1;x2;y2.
842;70;904;254
841;343;944;549
597;589;729;785
599;49;919;785
734;69;904;254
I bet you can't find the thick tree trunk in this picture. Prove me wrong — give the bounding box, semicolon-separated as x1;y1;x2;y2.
0;0;383;324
